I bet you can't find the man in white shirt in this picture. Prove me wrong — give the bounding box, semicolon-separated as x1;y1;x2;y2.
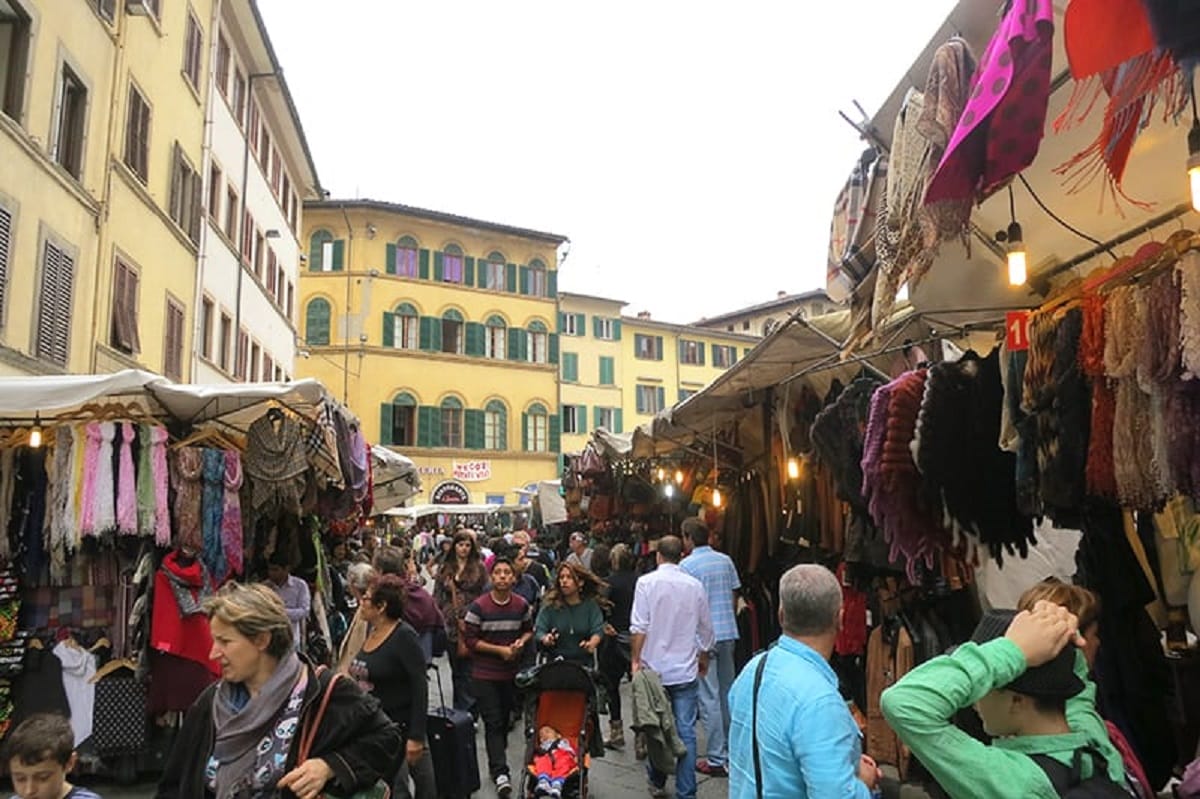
631;535;715;799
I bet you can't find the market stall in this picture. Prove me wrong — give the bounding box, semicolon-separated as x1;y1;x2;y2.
0;369;376;779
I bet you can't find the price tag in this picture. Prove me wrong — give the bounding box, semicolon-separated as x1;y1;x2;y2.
1006;311;1032;352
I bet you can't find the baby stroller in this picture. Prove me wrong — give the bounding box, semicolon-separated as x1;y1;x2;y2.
516;659;597;799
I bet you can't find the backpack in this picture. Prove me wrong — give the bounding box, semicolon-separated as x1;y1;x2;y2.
1029;747;1134;798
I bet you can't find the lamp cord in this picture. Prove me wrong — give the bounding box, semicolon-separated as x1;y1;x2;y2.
1017;174;1118;261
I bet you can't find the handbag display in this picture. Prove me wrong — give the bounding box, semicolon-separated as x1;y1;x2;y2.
297;671;391;799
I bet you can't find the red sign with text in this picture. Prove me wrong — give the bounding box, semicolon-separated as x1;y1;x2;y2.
1006;311;1032;352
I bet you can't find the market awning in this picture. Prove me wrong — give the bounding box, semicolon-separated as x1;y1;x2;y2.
370;446;421;514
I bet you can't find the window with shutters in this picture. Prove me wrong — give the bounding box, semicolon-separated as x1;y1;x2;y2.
53;64;88;179
262;353;273;382
169;144;202;243
484;252;506;290
235;328;248;379
286;282;294;321
182;10;203;90
241;210;254;263
270;149;282;196
390;393;416;446
679;339;704;365
266;248;277;294
231;68;246;127
309;229;334;271
395;236;418;277
109;259;140;354
0;1;32;122
218;311;231;371
288;190;299;233
440;397;463;448
274;266;286;307
599;356;615;386
305;298;331;345
634;334;662;360
281;173;290;213
525;403;548;453
259;126;270;170
35;239;75;367
442;244;464;284
597;407;615;432
636;385;663;415
484;400;506;451
561;352;578;383
762;318;779;336
485;316;506;359
712;344;737;368
249;341;260;383
679;389;696;402
200;296;214;360
215;33;230;98
163;298;185;381
246;100;259;155
596;317;616;340
393;303;419;350
562;405;582;435
562;313;582;336
124;83;150;183
208;162;223;222
529;260;547;297
0;204;10;328
528;321;548;364
253;228;265;278
441;310;464;355
225;185;238;241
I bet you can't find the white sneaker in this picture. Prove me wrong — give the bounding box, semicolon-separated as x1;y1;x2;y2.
496;773;513;797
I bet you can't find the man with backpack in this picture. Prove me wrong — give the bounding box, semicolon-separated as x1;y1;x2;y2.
881;601;1129;798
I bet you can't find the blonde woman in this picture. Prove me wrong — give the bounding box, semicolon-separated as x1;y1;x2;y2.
156;582;400;799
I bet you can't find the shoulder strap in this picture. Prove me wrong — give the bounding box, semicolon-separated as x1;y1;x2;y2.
751;651;769;799
1029;752;1074;796
297;670;341;764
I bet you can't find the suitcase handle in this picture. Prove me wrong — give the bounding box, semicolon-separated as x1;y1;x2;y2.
429;660;448;708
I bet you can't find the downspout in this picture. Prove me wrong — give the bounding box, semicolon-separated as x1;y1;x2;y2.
191;0;224;380
339;202;353;404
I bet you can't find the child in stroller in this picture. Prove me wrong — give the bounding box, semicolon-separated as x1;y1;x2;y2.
533;725;579;798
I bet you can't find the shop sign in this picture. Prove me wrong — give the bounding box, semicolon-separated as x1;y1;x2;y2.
418;466;446;476
1005;311;1032;352
431;480;471;505
453;460;492;482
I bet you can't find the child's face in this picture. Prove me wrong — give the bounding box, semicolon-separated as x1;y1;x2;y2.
9;754;74;799
539;726;557;744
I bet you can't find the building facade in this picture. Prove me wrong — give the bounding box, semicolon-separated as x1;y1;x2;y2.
693;289;837;338
193;0;320;384
296;199;567;507
0;0;215;380
557;295;760;454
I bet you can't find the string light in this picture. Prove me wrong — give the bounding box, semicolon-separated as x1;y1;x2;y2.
787;457;800;480
674;469;684;485
664;483;674;499
1188;83;1200;212
656;467;665;482
712;487;722;508
28;413;42;449
1000;184;1027;287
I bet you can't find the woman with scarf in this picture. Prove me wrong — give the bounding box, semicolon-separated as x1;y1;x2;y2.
350;574;435;799
534;561;608;667
156;582;400;799
433;530;487;714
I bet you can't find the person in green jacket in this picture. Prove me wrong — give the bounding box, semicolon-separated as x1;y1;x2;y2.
535;561;607;666
880;601;1126;798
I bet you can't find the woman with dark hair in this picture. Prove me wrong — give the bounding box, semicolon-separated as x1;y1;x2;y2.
598;543;638;748
351;574;435;799
156;583;399;799
433;530;488;713
534;562;608;667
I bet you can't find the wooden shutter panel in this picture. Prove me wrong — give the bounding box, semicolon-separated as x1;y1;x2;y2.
636;389;645;415
547;269;557;298
382;311;395;347
379;404;393;445
578;405;588;434
433;251;444;282
0;206;9;327
126;265;141;352
522;413;530;451
593;407;602;430
331;239;345;270
428;317;443;352
519;265;530;295
416;406;433;447
385;243;397;275
655;336;664;361
557;312;566;333
464;409;485;450
549;415;561;453
613;319;622;341
574;313;585;334
656;387;665;411
614;409;623;434
506;263;517;293
464;256;475;287
419;316;433;351
548;333;559;365
464;322;485;357
592;316;601;338
699;342;706;366
418;249;430;279
498;409;507;450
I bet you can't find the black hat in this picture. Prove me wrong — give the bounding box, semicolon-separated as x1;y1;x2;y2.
970;609;1084;700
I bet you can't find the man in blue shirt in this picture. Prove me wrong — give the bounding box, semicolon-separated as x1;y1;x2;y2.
680;518;740;777
728;564;881;799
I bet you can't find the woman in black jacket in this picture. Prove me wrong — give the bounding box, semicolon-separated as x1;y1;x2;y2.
156;582;400;799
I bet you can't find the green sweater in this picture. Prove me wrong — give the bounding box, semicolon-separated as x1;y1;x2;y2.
534;600;604;666
880;640;1126;799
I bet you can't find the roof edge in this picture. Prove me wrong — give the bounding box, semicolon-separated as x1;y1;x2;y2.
305;198;569;246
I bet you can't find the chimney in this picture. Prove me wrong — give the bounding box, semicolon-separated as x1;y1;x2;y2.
777;290;788;299
637;311;652;320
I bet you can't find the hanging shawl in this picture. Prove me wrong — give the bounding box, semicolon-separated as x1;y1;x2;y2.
1180;250;1200;379
243;413;308;513
875;90;929;328
92;422;117;535
201;449;226;582
79;423;102;537
1081;295;1118;499
1167;380;1200;498
827;149;887;302
925;0;1055;204
116;423;138;536
171;448;204;552
222;451;244;578
305;400;344;489
46;426;73;584
136;425;171;545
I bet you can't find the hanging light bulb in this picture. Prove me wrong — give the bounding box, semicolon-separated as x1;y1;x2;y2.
711;487;722;508
664;483;674;499
28;413;42;449
656;467;665;482
674;469;684;485
1006;221;1027;287
787;457;800;481
1188;107;1200;212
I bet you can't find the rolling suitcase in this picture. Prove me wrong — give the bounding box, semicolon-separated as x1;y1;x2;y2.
427;665;481;798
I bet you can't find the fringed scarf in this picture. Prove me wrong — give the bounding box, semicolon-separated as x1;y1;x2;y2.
92;421;117;535
116;423;138;536
79;422;101;537
172;448;205;552
222;451;244;578
201;449;226;583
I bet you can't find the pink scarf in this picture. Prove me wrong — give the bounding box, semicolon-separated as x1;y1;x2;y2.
79;423;101;537
116;423;137;536
151;427;171;546
221;451;244;577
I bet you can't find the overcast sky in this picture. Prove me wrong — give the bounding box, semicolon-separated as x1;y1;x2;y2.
258;1;958;324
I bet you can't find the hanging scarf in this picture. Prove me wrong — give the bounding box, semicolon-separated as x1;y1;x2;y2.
925;0;1055;203
201;449;226;582
116;423;138;536
162;550;213;615
210;652;304;799
136;425;156;538
79;423;102;537
92;421;117;535
1180;251;1200;380
150;426;171;545
171;448;205;552
46;427;71;585
243;414;308;513
222;451;244;578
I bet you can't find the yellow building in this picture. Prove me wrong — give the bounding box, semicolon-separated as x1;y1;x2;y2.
297;199;568;507
693;289;838;337
0;0;213;380
557;295;760;452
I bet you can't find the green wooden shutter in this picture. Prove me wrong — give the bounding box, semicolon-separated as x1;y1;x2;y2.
305;301;330;345
549;415;561;453
522;413;530;451
742;348;750;360
433;251;444;282
417;406;433;447
506;263;518;292
519;266;530;295
656;387;665;411
379;404;393;445
614;409;623;434
636;389;645;415
507;328;523;361
547;270;557;298
548;333;559;365
430;317;443;352
558;312;566;333
464;322;485;357
464;256;475;287
655;336;664;361
593;316;602;338
464;409;485;450
419;316;433;351
613;319;622;341
562;353;577;382
573;313;585;334
699;342;706;366
331;240;345;270
593;407;604;430
598;356;611;385
385;243;397;275
382;312;395;347
577;404;588;434
418;249;430;280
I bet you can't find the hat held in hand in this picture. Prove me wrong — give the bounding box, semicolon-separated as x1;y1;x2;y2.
971;609;1085;700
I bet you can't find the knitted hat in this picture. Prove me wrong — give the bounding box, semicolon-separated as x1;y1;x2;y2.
971;610;1084;700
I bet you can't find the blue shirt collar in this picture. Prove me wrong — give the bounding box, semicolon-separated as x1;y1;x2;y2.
775;636;837;686
691;546;714;555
